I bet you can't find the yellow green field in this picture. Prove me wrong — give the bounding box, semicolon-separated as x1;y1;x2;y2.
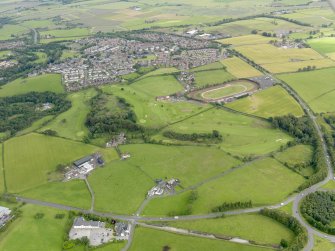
221;57;262;78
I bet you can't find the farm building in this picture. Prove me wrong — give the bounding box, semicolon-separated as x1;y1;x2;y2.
115;222;130;240
73;217;104;229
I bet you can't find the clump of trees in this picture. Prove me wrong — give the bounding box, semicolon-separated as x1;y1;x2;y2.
270;115;327;191
211;201;252;212
0;92;70;135
163;130;222;143
301;191;335;234
298;66;316;72
260;208;308;251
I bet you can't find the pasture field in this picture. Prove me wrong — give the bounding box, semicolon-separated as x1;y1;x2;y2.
4;133;118;193
16;115;54;136
308;37;335;55
131;75;183;97
0;50;11;59
0;74;64;97
313;235;335;251
39;88;97;141
262;58;335;74
206;17;311;37
281;8;335;26
39;28;91;38
60;50;80;60
221;57;262;78
226;85;304;118
20;180;91;209
21;19;56;29
0;24;29;40
143;157;304;215
101;84;208;128
33;52;48;64
201;80;256;100
217;35;273;46
190;62;225;72
321;180;335;190
274;145;313;167
0;144;4;194
0;204;68;251
236;44;323;65
118;144;241;188
194;69;235;88
154;108;292;156
168;214;294;245
130;227;270;251
88;161;154;214
278;68;335;113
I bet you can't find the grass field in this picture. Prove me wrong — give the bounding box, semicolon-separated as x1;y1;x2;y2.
16;115;54;136
39;28;91;38
308;37;335;56
4;133;118;193
0;24;29;40
201;80;255;100
0;144;4;194
143;157;304;215
313;235;335;251
168;214;294;245
131;75;183;97
194;69;235;88
101;84;208;128
0;204;68;251
20;180;91;209
221;57;262;78
90;144;240;214
154;108;292;156
274;145;313;167
226;86;304;118
130;227;270;251
33;52;48;64
140;67;180;79
0;74;64;97
60;50;80;60
40;88;97;141
278;68;335;113
190;62;225;72
0;50;12;59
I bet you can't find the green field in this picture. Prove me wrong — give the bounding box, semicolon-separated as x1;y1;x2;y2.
0;24;29;40
16;115;54;136
33;52;48;64
90;144;240;214
140;67;180;78
217;35;273;46
221;57;262;78
279;68;335;113
168;214;294;245
194;69;235;88
39;28;91;38
274;145;313;167
20;180;91;209
40;88;97;141
4;133;118;193
130;227;270;251
226;86;304;118
308;37;335;55
0;74;64;97
201;81;255;100
101;84;208;128
154;108;292;156
0;144;4;194
0;50;12;59
143;157;304;215
190;62;225;72
0;204;68;251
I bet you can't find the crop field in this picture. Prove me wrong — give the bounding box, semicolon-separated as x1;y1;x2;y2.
130;227;270;251
131;75;183;97
221;57;262;78
143;157;304;216
278;68;335;113
0;204;68;251
226;86;304;118
20;180;91;209
0;74;64;97
154;108;292;156
88;161;153;214
262;58;335;74
101;84;208;128
4;133;118;193
40;88;97;141
194;69;235;88
168;214;294;245
236;44;323;65
217;35;273;46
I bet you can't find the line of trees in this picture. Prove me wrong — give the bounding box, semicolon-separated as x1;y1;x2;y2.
300;191;335;234
260;208;308;251
270;115;328;191
163;130;222;143
211;201;252;212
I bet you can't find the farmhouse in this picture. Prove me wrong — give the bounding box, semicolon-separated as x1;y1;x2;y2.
73;217;104;229
0;206;11;228
73;155;94;172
